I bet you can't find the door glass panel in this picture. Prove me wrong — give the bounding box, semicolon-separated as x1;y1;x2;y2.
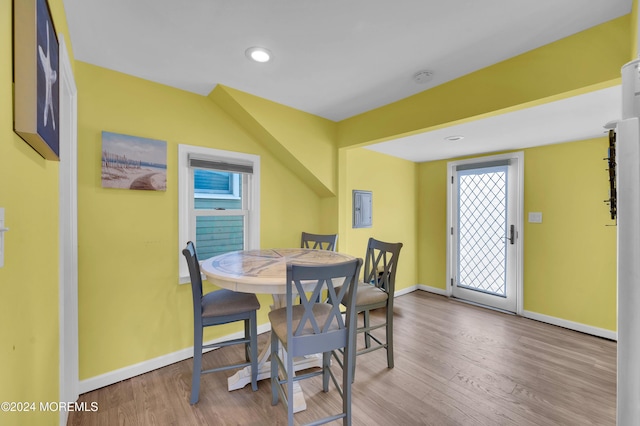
457;166;508;297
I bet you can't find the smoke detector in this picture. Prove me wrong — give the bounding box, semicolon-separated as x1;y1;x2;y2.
413;70;434;84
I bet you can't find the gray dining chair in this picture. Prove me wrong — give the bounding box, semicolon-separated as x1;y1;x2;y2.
182;241;261;404
301;231;338;251
336;238;402;377
269;258;362;426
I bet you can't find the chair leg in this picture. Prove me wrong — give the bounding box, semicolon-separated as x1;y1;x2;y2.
386;308;394;369
343;340;353;425
244;319;251;362
363;310;371;348
270;332;279;406
287;348;294;426
351;336;357;383
190;326;203;404
348;311;361;383
249;313;258;391
322;352;331;392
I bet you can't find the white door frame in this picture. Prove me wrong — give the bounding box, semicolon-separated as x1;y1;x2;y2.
446;151;524;315
616;117;640;424
58;35;79;426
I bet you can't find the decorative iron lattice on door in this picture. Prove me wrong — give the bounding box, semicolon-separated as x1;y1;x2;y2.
457;166;508;296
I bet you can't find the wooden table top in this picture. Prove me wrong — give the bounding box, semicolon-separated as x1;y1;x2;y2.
200;248;356;294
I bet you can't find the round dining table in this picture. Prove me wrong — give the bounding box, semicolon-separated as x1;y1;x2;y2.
200;248;357;412
200;248;356;296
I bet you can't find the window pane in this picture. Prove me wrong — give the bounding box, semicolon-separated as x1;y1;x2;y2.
193;170;242;210
195;216;244;259
194;169;231;194
195;197;243;210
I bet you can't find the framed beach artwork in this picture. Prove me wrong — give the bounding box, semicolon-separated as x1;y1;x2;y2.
14;0;60;160
101;131;167;191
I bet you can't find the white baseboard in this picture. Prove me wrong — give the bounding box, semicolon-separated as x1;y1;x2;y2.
409;287;615;341
396;284;447;297
415;284;448;296
80;287;424;393
78;323;272;394
79;287;616;394
395;284;419;296
522;310;617;341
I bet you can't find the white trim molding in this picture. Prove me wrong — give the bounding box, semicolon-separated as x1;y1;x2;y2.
178;144;260;284
58;34;79;426
411;287;616;340
395;285;419;297
523;310;617;341
79;324;272;394
416;284;448;296
77;288;616;396
615;115;640;423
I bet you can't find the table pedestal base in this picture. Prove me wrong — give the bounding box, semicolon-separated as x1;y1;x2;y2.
228;349;322;413
201;249;356;413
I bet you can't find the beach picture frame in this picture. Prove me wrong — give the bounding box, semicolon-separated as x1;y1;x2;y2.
14;0;60;160
101;131;167;191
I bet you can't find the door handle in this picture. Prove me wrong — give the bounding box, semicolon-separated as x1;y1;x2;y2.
507;224;515;245
502;225;515;244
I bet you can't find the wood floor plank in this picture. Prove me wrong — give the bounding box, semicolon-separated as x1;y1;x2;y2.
68;291;616;425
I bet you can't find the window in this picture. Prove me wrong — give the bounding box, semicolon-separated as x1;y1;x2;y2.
179;145;260;283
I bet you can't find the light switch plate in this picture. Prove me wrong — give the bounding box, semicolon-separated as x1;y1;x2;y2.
528;212;543;223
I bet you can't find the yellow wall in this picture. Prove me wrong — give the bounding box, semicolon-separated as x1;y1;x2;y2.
339;148;417;291
416;138;617;331
209;86;340;236
71;7;626;398
1;0;631;417
338;16;630;148
416;161;449;289
632;0;639;58
75;62;325;379
210;86;338;198
523;139;616;330
336;12;628;334
0;0;72;424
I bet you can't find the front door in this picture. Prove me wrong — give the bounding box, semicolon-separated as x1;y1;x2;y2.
448;153;522;313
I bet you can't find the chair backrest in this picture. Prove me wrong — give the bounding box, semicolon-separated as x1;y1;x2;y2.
300;232;338;251
363;238;403;296
182;241;204;321
285;258;362;357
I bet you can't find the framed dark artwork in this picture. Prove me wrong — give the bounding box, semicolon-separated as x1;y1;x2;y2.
14;0;60;160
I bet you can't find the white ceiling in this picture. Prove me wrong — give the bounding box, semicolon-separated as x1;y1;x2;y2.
63;0;630;162
366;85;622;162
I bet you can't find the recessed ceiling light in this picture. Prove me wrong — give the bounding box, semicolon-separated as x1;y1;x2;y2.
445;135;464;141
245;47;272;63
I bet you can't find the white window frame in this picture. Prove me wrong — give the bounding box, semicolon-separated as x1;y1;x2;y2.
178;144;260;284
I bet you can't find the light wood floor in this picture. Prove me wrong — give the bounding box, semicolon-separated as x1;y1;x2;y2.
68;291;616;425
